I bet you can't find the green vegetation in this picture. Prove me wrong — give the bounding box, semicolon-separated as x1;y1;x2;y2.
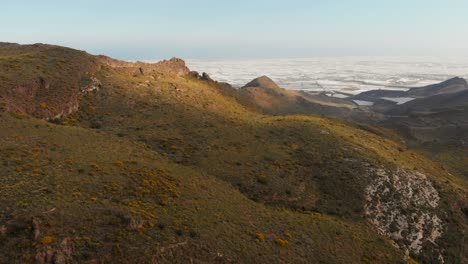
0;43;466;263
0;42;98;118
0;113;403;263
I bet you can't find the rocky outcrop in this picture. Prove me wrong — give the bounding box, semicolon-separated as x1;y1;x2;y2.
365;168;444;262
97;56;190;76
188;71;215;82
80;77;101;93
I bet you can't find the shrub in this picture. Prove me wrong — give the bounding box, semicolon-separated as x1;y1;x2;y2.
49;118;63;125
189;230;199;238
255;233;265;242
256;176;268;185
12;112;28;119
41;236;53;245
90;119;102;129
275;238;288;246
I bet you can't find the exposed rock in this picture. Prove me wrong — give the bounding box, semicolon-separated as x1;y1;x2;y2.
365;168;444;262
35;238;73;264
32;217;41;241
38;77;50;90
188;71;202;79
156;58;190;76
97;56;190;76
201;72;214;82
81;77;101;93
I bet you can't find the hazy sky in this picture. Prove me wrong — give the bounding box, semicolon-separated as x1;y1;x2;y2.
3;0;468;60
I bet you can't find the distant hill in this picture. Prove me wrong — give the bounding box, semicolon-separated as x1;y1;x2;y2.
387;89;468;116
353;77;468;104
406;77;468;97
236;76;357;118
242;75;281;90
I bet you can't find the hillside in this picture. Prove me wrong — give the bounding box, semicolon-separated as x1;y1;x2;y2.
224;76;359;118
353;77;468;103
0;43;467;263
2;113;409;263
0;42;100;118
346;78;468;179
386;89;468;116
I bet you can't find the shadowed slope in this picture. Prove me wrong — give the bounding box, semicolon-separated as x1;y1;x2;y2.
0;112;405;264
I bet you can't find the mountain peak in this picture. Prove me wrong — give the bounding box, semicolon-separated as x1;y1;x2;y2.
443;76;468;87
406;76;468;97
242;76;280;90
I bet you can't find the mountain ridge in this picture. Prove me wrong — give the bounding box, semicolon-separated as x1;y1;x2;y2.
0;43;466;263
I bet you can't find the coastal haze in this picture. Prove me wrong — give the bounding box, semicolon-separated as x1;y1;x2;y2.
187;57;468;94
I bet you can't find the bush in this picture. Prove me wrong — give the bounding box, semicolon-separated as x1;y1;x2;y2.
256;176;268;185
275;238;288;246
90;119;102;129
49;118;63;125
41;236;53;245
255;233;265;242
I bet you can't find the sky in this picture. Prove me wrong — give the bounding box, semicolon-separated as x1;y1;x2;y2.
2;0;468;60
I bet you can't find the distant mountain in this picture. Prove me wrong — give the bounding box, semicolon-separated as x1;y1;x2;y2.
353;77;468;103
406;77;468;97
350;77;468;116
352;90;406;101
242;75;281;90
387;89;468;116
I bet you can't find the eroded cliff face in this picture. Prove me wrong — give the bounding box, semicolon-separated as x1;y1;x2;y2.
365;168;445;262
96;56;190;76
